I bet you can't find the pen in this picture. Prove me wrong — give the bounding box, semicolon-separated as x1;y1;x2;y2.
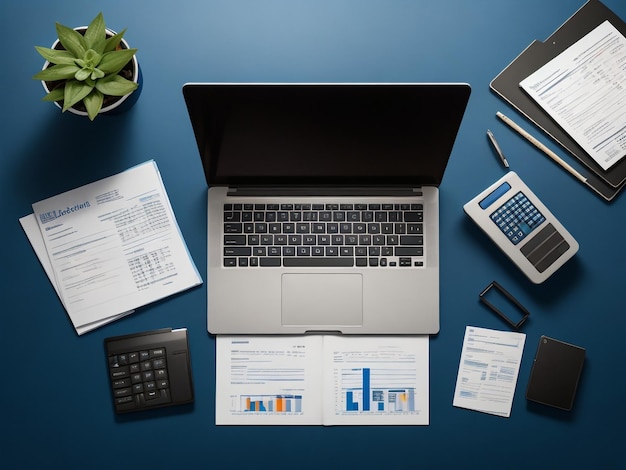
496;111;587;184
486;129;509;168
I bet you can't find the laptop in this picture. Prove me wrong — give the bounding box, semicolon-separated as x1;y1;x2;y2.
182;83;471;335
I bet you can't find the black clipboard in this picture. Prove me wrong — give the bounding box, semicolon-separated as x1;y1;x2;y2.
490;0;626;202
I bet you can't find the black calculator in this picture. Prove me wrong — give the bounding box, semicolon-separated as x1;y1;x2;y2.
105;328;194;414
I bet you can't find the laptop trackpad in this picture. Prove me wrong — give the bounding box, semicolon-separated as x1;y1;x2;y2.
281;274;363;328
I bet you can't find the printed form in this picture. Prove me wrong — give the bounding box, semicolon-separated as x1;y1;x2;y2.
216;335;429;425
19;214;135;334
520;20;626;171
24;160;202;334
453;326;526;418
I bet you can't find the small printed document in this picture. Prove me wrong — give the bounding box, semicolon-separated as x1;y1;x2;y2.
453;326;526;418
20;160;202;335
216;335;429;425
520;20;626;171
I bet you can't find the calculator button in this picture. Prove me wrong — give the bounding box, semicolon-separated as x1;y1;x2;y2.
110;366;129;379
490;191;545;245
105;328;193;414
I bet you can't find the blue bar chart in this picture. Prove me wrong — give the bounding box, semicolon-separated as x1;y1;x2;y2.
342;367;417;412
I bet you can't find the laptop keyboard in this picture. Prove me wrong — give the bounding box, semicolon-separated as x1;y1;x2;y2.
223;203;424;268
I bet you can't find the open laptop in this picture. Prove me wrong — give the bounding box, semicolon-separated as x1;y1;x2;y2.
183;83;471;335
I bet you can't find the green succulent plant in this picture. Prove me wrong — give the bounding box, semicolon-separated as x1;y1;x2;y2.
33;13;138;120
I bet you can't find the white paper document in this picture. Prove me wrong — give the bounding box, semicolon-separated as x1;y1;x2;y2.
520;20;626;171
216;335;429;425
23;160;202;334
453;326;526;418
19;214;134;335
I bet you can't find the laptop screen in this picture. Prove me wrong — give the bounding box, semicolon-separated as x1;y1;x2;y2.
183;83;470;187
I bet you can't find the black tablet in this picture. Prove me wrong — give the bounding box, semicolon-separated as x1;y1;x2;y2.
526;336;585;411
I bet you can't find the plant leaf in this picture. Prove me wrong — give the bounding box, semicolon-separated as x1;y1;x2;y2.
83;89;104;120
33;64;80;81
83;13;105;49
62;79;94;111
34;46;76;65
56;22;87;58
97;48;137;74
95;74;138;96
42;87;65;102
91;68;105;80
101;29;126;53
75;68;92;81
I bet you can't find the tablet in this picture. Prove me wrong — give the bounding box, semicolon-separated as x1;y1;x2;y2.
463;171;579;283
526;335;586;411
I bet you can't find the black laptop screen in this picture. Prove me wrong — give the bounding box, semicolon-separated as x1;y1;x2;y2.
183;84;470;187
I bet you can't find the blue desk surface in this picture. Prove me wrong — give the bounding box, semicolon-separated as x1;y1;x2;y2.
2;1;625;468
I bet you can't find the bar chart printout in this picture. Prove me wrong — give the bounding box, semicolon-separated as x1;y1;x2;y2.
343;368;417;412
242;395;303;413
216;335;429;425
323;335;429;425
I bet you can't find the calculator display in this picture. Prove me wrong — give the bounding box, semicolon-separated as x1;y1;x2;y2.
490;191;545;245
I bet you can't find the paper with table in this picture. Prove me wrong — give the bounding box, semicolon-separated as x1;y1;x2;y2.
20;160;202;335
520;20;626;172
453;326;526;418
216;335;429;425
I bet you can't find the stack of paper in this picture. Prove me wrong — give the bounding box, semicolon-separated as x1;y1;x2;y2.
20;160;202;335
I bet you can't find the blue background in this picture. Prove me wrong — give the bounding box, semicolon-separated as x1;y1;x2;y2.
2;1;625;468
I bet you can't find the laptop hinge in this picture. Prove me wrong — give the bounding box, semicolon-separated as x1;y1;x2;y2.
227;187;423;197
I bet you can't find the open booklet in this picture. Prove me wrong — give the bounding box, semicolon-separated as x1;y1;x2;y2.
216;335;429;425
19;160;202;335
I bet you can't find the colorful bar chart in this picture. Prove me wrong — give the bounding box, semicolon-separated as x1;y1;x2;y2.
343;367;416;412
240;394;303;413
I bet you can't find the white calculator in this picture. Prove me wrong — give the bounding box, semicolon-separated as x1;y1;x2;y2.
463;171;578;283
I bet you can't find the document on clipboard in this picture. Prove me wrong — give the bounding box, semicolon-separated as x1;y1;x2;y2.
520;20;626;172
490;0;626;201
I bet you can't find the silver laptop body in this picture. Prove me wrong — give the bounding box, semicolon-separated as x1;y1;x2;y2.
183;83;471;335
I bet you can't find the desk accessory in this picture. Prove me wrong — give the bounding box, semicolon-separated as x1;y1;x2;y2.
479;281;529;330
105;328;194;414
496;112;586;184
463;171;578;283
498;110;623;201
490;0;626;201
33;12;141;120
526;336;586;411
486;129;509;168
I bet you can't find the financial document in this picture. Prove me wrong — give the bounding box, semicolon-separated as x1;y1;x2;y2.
453;326;526;418
19;214;134;334
520;20;626;171
23;160;202;334
216;335;429;426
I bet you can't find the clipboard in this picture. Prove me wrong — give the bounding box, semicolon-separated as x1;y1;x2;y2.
490;0;626;202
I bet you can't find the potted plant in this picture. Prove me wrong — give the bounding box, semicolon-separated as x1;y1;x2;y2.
33;12;141;121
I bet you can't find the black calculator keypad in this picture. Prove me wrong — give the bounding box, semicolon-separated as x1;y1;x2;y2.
109;346;172;411
490;191;545;245
105;328;194;414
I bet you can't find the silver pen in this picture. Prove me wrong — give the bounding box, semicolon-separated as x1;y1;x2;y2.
486;129;509;168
